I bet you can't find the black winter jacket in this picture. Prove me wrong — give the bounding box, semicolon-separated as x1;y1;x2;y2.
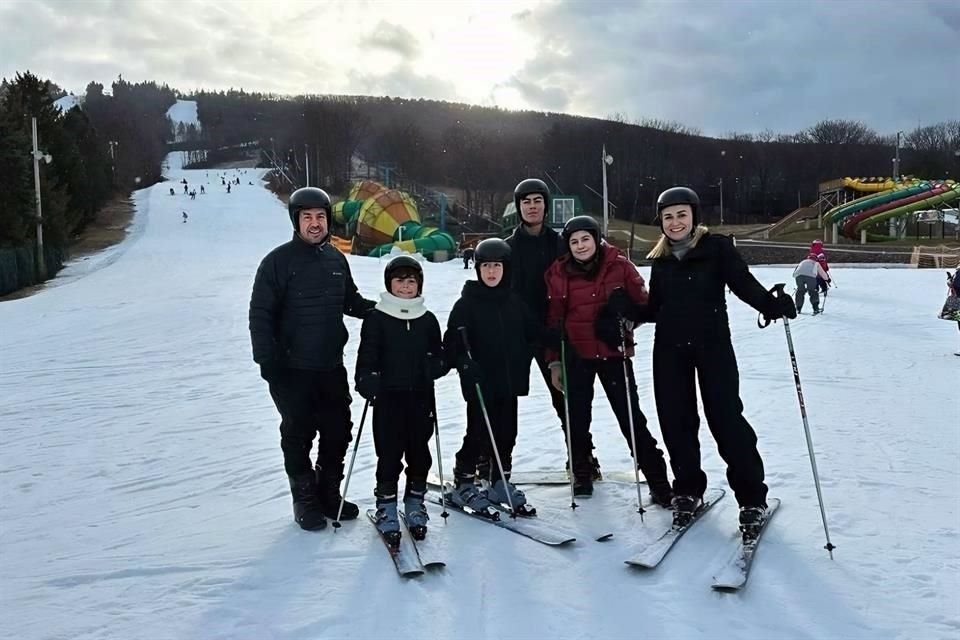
355;294;445;392
506;225;561;325
443;280;539;400
641;233;777;347
249;234;374;371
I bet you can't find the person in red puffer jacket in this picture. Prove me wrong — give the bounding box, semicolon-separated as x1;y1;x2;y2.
544;216;672;503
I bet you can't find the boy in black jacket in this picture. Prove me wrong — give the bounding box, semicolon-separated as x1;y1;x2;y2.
355;256;446;546
444;238;540;515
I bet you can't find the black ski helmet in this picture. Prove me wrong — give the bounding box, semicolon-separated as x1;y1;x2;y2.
383;255;423;295
288;187;332;229
474;238;512;287
514;178;550;223
561;215;601;248
655;186;700;230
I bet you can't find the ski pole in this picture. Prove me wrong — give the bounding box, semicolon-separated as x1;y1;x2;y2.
559;336;578;511
773;283;836;559
430;393;450;521
820;289;828;313
458;326;517;517
333;398;369;530
618;319;646;520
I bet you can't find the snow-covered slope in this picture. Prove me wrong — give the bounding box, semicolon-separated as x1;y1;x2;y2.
1;156;957;640
54;94;82;112
167;99;201;141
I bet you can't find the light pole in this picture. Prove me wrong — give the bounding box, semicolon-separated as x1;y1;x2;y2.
719;149;727;226
31;117;53;280
893;130;903;179
602;145;613;237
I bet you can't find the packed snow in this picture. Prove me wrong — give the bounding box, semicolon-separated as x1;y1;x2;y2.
167;99;200;140
1;154;958;640
54;94;82;112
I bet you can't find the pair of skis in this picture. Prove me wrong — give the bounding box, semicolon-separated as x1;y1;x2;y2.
366;509;446;578
623;489;781;591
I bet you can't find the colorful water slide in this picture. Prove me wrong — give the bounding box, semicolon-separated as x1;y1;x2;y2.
825;180;960;239
331;180;457;259
843;177;897;192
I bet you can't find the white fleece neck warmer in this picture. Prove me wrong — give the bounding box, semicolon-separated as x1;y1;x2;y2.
375;292;427;320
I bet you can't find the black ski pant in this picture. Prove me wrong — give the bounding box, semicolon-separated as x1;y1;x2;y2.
653;338;768;508
454;394;518;483
268;366;353;481
565;357;668;483
372;388;434;497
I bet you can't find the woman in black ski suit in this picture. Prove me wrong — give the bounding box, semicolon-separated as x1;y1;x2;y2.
633;187;796;541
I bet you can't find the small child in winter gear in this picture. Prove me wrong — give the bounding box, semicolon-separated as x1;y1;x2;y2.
810;240;830;294
443;238;540;515
355;255;446;545
793;253;830;314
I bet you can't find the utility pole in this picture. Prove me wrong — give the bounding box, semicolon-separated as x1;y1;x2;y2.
602;145;613;237
31;117;51;280
305;143;310;187
719;177;724;226
893;131;903;179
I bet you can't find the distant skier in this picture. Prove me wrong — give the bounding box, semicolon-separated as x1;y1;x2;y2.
793;253;830;314
942;267;960;355
227;183;231;194
444;238;540;515
200;185;205;195
810;239;830;295
249;187;375;531
355;256;448;546
182;211;188;223
630;187;796;541
461;247;474;269
544;215;672;503
189;190;196;200
183;184;188;194
169;187;175;196
222;177;226;186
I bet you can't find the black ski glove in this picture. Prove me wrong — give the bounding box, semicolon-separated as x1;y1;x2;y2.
458;358;482;386
259;360;286;384
764;287;797;322
355;372;381;401
594;306;623;350
428;353;449;380
606;287;634;318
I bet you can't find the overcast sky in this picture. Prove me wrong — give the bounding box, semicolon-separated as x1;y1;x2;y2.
1;0;956;137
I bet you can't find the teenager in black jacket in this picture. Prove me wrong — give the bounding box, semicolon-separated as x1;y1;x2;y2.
505;178;602;480
443;238;540;515
636;187;796;541
249;187;375;532
355;256;446;546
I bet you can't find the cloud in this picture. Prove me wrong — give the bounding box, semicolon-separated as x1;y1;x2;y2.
0;0;952;136
368;20;421;59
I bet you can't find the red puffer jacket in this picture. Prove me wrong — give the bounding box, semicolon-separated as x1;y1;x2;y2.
544;243;649;362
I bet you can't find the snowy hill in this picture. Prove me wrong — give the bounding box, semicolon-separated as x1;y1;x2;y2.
167;99;201;141
1;155;958;640
54;94;82;112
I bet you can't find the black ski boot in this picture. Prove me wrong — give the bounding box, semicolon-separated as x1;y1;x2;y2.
374;493;401;548
403;480;429;541
288;472;327;531
739;505;767;542
565;453;603;481
317;464;358;520
671;494;702;528
648;478;674;508
475;456;491;485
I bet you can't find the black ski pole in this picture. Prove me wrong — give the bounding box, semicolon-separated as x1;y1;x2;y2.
773;283;836;558
559;335;578;511
430;393;450;521
458;326;517;517
333;399;369;530
618;318;646;520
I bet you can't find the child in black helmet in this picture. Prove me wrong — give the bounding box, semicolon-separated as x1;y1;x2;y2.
443;238;541;515
636;186;796;542
355;255;447;546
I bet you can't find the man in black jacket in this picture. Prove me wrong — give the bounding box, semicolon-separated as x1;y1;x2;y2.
249;187;375;531
505;178;601;479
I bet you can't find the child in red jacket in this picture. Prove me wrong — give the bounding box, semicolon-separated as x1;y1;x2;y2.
544;216;672;502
